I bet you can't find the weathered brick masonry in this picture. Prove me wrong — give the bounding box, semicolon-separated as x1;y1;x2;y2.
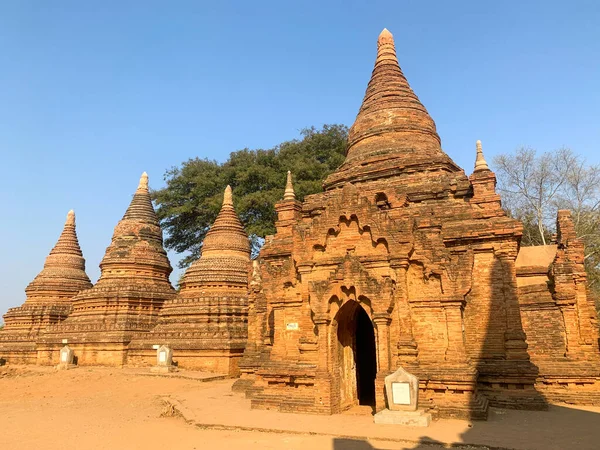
235;29;600;419
1;29;598;420
128;186;250;374
36;173;176;366
0;211;92;363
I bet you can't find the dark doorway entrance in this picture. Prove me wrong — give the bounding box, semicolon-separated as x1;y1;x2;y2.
355;307;376;406
335;301;377;410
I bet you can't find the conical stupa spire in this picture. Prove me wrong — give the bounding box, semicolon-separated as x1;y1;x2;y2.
38;177;176;358
25;210;92;302
181;185;250;288
99;172;172;281
324;29;459;189
122;172;158;223
344;28;442;165
201;186;249;256
474;140;490;172
48;210;82;257
283;171;296;201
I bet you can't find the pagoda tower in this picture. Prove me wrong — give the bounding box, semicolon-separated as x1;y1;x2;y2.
128;186;251;375
0;210;92;364
238;29;547;419
37;173;176;366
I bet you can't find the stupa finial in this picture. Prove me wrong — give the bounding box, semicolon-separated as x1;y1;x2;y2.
474;140;490;172
378;28;394;45
137;172;149;192
223;185;233;207
66;209;75;226
283;171;296;201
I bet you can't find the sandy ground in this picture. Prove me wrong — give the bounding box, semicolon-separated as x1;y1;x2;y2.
0;366;439;450
1;366;599;450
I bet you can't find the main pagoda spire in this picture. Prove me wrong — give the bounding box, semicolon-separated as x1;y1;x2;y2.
324;29;460;188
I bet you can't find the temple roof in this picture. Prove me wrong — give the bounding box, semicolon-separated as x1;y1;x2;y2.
97;172;173;281
324;29;460;188
181;186;250;289
24;210;92;302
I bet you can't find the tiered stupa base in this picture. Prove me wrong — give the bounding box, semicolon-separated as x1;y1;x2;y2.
128;340;245;375
37;330;141;366
0;335;37;364
1;304;72;364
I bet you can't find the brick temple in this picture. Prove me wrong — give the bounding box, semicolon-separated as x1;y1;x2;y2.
1;28;599;420
233;29;600;418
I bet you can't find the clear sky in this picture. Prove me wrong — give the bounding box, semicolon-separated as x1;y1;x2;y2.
1;1;599;318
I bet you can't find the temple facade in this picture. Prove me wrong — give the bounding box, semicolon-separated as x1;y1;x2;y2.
235;29;600;419
0;28;599;421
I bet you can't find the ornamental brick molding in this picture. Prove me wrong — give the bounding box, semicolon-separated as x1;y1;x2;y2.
1;29;599;420
128;186;251;375
36;173;176;366
236;29;600;419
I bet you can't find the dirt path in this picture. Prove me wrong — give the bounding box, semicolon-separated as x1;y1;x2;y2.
0;367;435;450
2;366;599;450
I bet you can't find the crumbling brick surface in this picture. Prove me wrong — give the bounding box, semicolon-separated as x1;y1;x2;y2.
237;29;600;419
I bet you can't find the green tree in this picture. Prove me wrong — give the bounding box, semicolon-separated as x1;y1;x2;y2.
153;124;348;267
493;147;600;312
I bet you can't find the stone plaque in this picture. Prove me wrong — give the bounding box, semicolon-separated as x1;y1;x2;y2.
156;345;173;367
152;344;159;350
58;345;74;366
391;382;411;405
62;339;68;344
286;322;299;330
384;366;419;411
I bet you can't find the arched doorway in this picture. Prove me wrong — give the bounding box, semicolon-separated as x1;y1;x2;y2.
335;300;377;411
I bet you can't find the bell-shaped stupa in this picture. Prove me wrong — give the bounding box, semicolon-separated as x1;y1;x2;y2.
37;173;176;366
128;186;250;374
324;28;461;188
0;210;92;363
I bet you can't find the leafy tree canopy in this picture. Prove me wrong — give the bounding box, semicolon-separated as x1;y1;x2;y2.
153;124;348;267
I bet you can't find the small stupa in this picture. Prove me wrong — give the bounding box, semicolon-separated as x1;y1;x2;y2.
129;186;251;374
0;210;92;363
37;173;176;366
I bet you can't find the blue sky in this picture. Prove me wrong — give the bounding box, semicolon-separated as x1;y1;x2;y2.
1;1;599;317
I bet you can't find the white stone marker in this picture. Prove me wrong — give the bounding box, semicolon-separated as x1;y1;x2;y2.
373;366;431;426
56;345;76;370
151;345;175;373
